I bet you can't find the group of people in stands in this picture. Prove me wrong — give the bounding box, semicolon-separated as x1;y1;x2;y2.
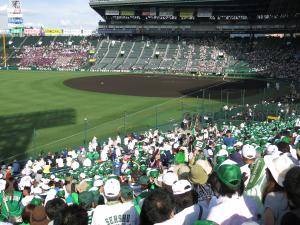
2;37;299;78
0;114;300;225
11;39;91;69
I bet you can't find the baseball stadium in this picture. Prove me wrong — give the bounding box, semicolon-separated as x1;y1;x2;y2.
0;0;299;224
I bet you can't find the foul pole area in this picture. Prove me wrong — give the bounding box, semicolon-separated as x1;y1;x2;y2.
2;34;7;67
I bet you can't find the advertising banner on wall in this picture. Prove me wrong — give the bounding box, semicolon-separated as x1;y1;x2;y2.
105;9;119;16
24;27;41;36
120;9;135;16
197;8;213;17
44;28;63;36
159;8;174;16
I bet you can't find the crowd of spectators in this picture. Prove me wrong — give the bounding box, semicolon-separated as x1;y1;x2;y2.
0;107;300;225
2;36;299;79
11;39;92;70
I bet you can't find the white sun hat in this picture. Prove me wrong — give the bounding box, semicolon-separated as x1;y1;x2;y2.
264;153;299;187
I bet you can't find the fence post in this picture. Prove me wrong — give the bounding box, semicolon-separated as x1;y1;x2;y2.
155;107;158;129
84;118;88;145
181;100;184;115
202;90;205;113
221;89;223;105
123;111;126;135
226;91;229;106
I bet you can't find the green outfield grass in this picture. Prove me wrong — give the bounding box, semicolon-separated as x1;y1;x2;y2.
0;70;289;162
0;70;223;161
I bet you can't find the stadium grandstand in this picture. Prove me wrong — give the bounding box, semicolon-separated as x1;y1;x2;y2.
0;1;300;225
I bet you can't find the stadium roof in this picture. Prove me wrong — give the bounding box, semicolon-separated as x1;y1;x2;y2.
90;0;233;7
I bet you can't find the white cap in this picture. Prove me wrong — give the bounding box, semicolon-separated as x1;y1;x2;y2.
50;175;55;180
172;180;192;195
162;172;178;186
94;175;101;180
242;144;257;160
80;173;86;179
94;179;104;187
235;141;243;147
265;145;279;156
264;153;299;187
104;179;120;197
216;149;228;157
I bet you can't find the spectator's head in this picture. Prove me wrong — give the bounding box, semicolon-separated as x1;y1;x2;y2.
23;186;31;196
283;166;300;209
120;184;133;202
138;175;150;190
276;141;290;153
30;205;49;225
162;172;178;193
22;204;36;224
140;188;175;225
213;161;244;197
45;198;67;221
189;164;208;186
5;176;18;193
79;191;94;210
226;130;232;137
263;153;299;202
104;178;120;201
172;180;197;212
241;144;257;164
54;205;88;225
264;153;299;187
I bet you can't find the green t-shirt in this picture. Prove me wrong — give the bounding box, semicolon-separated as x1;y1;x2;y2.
0;191;23;218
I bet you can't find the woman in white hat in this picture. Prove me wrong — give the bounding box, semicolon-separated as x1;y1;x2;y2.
263;153;299;225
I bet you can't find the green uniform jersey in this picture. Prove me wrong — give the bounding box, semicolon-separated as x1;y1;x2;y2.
0;191;23;219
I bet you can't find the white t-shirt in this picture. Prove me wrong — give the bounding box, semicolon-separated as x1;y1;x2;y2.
83;158;92;167
240;164;251;187
155;204;204;225
207;194;258;225
56;158;64;168
264;192;289;225
71;161;80;170
66;156;72;167
91;202;139;225
0;179;6;191
21;195;34;207
101;149;108;162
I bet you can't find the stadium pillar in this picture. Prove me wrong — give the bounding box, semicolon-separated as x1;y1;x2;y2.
2;34;6;67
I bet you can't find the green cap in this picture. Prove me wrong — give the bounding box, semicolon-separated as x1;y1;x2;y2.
216;155;227;165
56;189;65;198
31;197;43;206
140;165;147;174
281;136;290;144
120;185;133;199
138;175;149;185
149;170;160;178
216;163;242;190
175;151;185;164
193;220;218;225
79;191;94;206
